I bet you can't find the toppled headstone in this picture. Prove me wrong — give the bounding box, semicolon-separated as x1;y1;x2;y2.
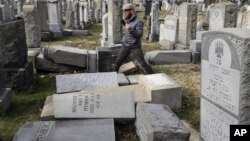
53;92;135;119
96;47;112;72
126;74;143;85
117;73;129;86
144;50;192;65
0;88;11;116
200;28;250;141
118;61;138;74
43;45;88;68
12;119;116;141
23;5;41;48
139;73;182;110
135;103;190;141
40;95;54;120
36;53;78;73
56;72;118;93
72;30;90;36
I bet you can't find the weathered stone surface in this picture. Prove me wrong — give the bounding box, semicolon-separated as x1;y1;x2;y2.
135;103;190;141
28;48;41;74
209;2;238;30
159;15;178;46
12;119;116;141
191;52;201;64
53;92;135;119
145;50;192;65
2;61;33;90
36;0;50;32
242;11;250;29
200;28;250;141
196;31;207;40
189;40;201;53
56;72;118;93
44;45;88;68
126;74;143;85
118;62;138;74
159;39;174;50
0;88;11;116
47;0;62;37
178;2;198;46
139;73;182;110
117;73;130;86
65;9;74;29
23;5;41;48
36;53;78;73
72;30;90;36
87;50;97;73
40;95;54;120
0;19;27;68
149;1;159;42
97;47;112;72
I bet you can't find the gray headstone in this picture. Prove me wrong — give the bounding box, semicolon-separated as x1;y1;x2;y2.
23;5;41;48
118;61;138;74
189;40;201;53
126;74;143;85
159;15;179;47
117;73;129;86
144;0;152;19
36;53;78;73
201;28;250;141
87;50;97;73
56;72;119;93
97;47;112;72
0;19;27;68
144;50;192;65
47;0;62;37
12;119;116;141
178;2;198;46
101;13;108;47
0;88;11;116
149;1;159;42
242;11;250;29
139;73;182;110
36;0;50;32
191;52;201;64
65;8;74;29
72;30;90;36
43;45;88;68
53;92;135;119
135;103;190;141
196;31;207;40
209;2;238;30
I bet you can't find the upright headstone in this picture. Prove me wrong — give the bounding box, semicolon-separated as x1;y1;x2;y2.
242;11;250;29
159;15;178;49
209;2;238;30
107;0;122;45
56;72;118;93
23;5;41;48
178;2;198;46
144;0;152;19
47;0;62;37
36;0;50;32
101;13;108;47
65;1;75;29
201;28;250;141
73;0;81;29
236;6;247;28
12;119;116;141
53;92;135;119
149;1;159;42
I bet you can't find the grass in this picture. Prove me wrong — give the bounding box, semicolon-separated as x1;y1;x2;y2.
0;10;200;141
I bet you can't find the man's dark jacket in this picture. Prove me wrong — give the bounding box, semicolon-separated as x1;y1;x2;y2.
121;15;144;48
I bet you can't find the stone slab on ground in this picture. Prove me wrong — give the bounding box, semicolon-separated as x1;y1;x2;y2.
126;74;143;85
56;72;118;93
36;53;78;73
53;92;135;119
12;119;116;141
0;88;11;116
43;45;88;68
72;30;90;36
117;73;130;86
144;50;192;65
40;95;54;120
139;73;182;110
135;103;190;141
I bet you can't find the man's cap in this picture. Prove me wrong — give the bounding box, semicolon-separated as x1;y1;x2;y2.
122;3;135;10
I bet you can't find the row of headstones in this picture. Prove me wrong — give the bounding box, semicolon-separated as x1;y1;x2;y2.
12;72;191;141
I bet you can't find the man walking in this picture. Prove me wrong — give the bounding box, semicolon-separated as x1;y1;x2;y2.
113;3;153;74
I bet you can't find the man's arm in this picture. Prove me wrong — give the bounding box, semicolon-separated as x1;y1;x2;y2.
127;21;144;39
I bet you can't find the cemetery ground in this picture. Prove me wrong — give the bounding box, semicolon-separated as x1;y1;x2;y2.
0;12;200;141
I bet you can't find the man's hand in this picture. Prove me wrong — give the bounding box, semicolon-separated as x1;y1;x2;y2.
124;24;133;29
